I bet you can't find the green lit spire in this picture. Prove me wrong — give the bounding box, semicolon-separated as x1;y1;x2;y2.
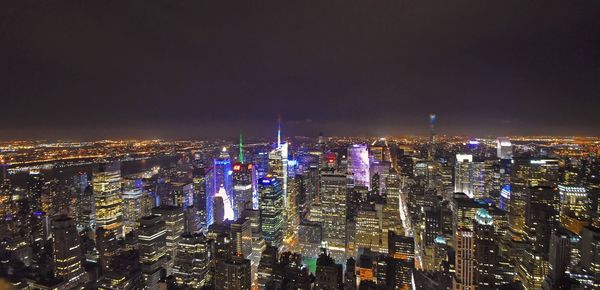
239;132;244;163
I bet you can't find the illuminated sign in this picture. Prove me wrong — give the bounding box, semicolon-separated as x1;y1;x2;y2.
456;154;473;162
260;177;276;185
500;185;511;199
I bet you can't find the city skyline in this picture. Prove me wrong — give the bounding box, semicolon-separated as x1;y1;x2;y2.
1;1;600;289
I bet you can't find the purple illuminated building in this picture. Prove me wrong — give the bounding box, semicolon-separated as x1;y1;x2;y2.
348;144;370;189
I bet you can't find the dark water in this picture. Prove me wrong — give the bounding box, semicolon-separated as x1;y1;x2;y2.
8;155;181;185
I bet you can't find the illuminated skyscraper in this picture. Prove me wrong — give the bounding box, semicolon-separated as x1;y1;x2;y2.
253;149;270;179
258;176;284;247
517;250;550;290
558;185;590;222
231;216;253;260
138;215;168;288
96;226;121;278
27;170;44;215
454;154;491;199
269;124;288;236
215;255;252;290
580;226;600;288
286;173;301;241
454;154;473;193
453;228;476;290
545;228;571;288
172;233;210;288
122;179;143;234
213;147;234;219
321;172;351;263
388;231;414;289
347;144;370;189
451;192;482;235
184;205;201;234
192;167;207;232
205;167;216;227
510;158;559;235
355;206;382;253
496;137;513;160
93;162;124;238
499;184;511;212
52;215;87;289
525;186;559;258
383;173;403;240
75;177;95;232
152;205;185;272
473;209;496;289
233;162;257;214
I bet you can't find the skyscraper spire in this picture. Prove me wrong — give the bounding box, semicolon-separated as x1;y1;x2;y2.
239;131;244;163
277;114;281;148
429;113;436;160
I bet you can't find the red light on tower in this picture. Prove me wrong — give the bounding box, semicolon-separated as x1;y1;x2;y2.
233;164;241;171
247;164;253;170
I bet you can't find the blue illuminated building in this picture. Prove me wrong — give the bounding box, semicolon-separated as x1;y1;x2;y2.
258;175;284;246
500;184;510;211
205;167;215;226
252;147;270;179
212;147;234;220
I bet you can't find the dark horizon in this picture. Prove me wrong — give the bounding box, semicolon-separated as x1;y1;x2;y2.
2;0;600;139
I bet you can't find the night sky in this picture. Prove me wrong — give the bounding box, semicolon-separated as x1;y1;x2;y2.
1;1;599;140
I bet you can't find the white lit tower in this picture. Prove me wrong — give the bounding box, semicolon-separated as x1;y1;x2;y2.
269;116;289;236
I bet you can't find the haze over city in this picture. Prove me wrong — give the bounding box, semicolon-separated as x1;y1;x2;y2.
2;1;600;139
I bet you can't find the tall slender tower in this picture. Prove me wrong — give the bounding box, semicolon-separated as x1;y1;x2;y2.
277;114;281;148
429;114;436;160
269;116;288;238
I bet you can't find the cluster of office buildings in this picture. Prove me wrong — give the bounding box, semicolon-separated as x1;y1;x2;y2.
0;119;599;289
